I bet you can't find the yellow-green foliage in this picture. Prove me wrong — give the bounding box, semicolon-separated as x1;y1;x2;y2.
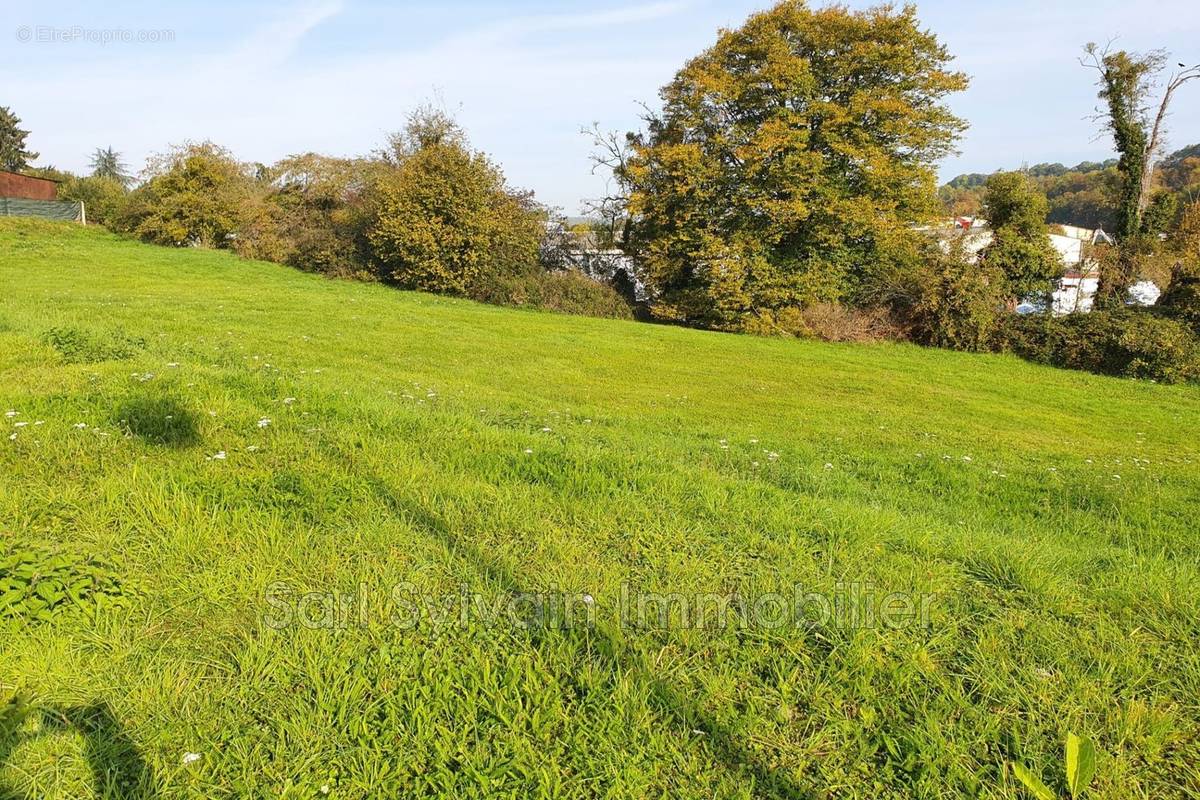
117;142;261;247
56;175;127;228
368;139;542;296
622;0;968;330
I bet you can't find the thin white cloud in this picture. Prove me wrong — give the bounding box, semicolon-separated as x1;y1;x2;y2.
218;0;345;70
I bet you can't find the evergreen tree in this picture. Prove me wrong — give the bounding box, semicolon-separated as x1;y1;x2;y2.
0;106;38;172
89;146;132;187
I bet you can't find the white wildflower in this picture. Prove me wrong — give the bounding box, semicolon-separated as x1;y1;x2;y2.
209;451;227;461
257;418;271;428
182;752;201;766
13;422;28;428
523;449;533;455
824;463;834;470
283;397;296;405
74;422;87;429
4;411;16;418
7;433;15;441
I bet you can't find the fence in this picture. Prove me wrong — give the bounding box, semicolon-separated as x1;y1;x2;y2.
0;197;85;222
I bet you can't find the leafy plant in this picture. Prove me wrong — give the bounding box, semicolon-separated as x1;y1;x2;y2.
1012;733;1099;799
43;325;144;364
0;549;135;623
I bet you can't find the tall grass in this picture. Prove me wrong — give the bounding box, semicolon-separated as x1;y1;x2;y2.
1;219;1198;798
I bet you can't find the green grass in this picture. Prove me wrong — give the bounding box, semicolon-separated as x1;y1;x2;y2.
1;217;1198;798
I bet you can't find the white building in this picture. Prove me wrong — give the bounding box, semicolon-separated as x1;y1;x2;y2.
937;219;1156;315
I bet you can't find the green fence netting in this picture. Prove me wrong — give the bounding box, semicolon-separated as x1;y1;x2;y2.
0;198;84;222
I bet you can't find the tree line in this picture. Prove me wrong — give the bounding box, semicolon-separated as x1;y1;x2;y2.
2;0;1199;382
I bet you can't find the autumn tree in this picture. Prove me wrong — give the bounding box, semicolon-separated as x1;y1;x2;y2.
614;1;968;331
980;172;1062;307
0;106;38;172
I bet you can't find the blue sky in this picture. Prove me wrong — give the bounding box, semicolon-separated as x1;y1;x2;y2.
4;0;1199;212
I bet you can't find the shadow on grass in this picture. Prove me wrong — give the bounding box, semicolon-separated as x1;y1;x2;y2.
361;474;813;799
0;698;158;799
115;396;200;448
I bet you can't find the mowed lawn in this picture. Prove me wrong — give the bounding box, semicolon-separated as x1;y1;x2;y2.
1;218;1198;799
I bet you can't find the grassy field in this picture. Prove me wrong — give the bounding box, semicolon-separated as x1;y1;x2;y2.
1;218;1198;799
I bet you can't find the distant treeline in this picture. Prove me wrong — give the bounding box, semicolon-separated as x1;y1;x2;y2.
940;145;1200;231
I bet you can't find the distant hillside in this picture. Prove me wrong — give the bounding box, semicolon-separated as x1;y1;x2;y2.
944;157;1119;190
940;144;1200;230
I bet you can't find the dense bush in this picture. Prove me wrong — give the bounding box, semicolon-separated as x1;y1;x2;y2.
980;172;1062;304
910;241;1006;351
57;175;128;227
234;154;377;279
997;310;1200;383
1157;259;1200;333
473;269;633;319
367;115;543;296
116;142;262;247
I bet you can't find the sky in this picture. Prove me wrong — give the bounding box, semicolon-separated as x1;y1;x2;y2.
4;0;1199;213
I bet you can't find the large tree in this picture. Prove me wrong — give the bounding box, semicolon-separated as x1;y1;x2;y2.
616;1;968;331
0;106;38;172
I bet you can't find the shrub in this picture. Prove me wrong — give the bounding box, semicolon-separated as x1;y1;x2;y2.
234;154;378;278
472;270;633;319
43;326;144;364
367;115;542;295
1157;259;1200;333
795;303;905;343
980;171;1062;304
57;175;128;227
910;240;1006;351
737;303;904;341
997;310;1200;383
117;142;260;247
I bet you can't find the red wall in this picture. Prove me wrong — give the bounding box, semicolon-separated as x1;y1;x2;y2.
0;171;58;201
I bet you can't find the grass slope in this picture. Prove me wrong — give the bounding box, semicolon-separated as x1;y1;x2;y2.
1;218;1198;799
